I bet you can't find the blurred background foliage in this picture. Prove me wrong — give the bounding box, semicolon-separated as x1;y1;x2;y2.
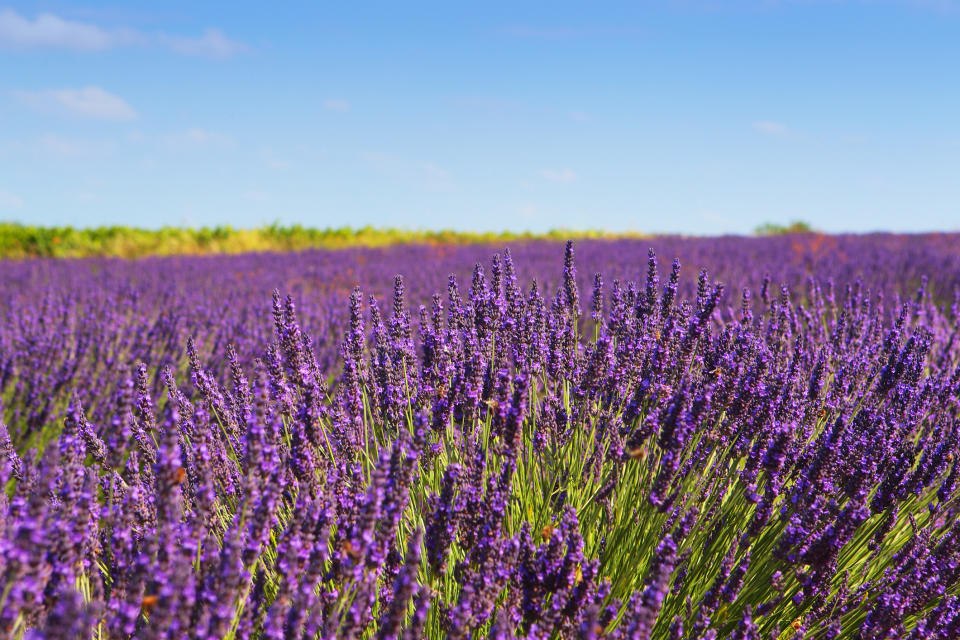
0;222;648;258
0;220;816;258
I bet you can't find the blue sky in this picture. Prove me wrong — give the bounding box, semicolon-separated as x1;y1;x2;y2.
1;1;959;234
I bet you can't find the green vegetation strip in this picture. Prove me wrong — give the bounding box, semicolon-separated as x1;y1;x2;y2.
0;223;649;259
0;220;818;259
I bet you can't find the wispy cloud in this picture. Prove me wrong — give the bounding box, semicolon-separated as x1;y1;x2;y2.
568;111;592;122
158;28;246;59
0;9;246;58
0;8;140;50
36;132;116;157
0;189;23;209
540;168;578;183
262;149;293;171
752;120;789;136
13;87;137;120
323;98;351;113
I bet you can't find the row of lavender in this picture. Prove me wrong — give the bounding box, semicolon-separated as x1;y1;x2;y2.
1;235;960;638
3;234;955;440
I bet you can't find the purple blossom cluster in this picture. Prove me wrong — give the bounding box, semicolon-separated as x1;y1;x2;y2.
0;235;959;638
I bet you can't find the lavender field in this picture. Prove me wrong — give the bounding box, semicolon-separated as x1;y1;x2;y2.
3;234;960;639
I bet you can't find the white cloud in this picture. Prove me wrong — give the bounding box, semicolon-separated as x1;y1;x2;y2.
752;120;788;136
159;28;246;59
540;168;578;183
14;87;137;120
0;8;140;50
323;98;351;113
36;132;115;157
0;9;245;58
260;148;293;170
37;132;81;155
0;189;23;209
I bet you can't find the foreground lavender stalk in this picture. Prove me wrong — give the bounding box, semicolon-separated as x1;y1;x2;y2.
1;235;959;638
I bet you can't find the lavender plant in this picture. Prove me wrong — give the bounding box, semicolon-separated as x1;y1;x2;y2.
1;236;960;638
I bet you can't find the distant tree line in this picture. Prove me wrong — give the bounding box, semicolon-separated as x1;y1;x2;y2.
0;222;648;259
753;220;816;236
0;220;824;258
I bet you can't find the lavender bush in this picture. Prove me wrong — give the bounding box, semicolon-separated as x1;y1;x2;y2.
2;235;960;638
